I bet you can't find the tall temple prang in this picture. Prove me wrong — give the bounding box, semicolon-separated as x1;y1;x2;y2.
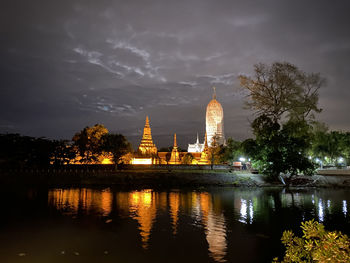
188;87;225;152
137;116;158;156
206;87;225;146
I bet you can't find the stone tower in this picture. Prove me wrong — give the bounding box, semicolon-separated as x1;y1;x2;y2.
169;133;181;164
206;87;225;146
138;116;158;156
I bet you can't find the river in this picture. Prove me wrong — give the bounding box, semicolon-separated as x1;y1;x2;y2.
0;187;349;262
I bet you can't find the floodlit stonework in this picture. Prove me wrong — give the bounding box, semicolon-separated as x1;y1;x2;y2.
137;116;158;156
206;87;225;146
188;133;205;153
169;134;181;164
199;132;210;165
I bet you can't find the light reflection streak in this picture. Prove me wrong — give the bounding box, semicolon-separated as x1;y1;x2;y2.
48;188;112;216
343;200;347;217
128;189;156;249
239;199;247;224
197;192;227;263
238;199;254;224
169;192;180;235
318;199;324;222
249;200;253;224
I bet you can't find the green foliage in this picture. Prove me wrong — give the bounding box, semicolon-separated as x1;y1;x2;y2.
311;127;350;167
72;124;109;163
247;116;316;182
208;134;225;167
100;133;132;168
273;220;350;263
181;153;194;164
240;62;323;182
221;138;243;165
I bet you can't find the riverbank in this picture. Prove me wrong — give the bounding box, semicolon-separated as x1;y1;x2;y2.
1;169;350;188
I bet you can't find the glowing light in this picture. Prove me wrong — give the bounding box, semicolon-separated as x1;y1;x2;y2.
131;158;152;164
169;192;180;235
338;157;344;163
239;157;246;162
101;158;113;164
239;199;247;224
318;199;324;222
249;200;254;224
129;189;156;249
343;200;347;216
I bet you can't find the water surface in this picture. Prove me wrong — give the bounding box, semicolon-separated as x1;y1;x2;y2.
1;187;349;262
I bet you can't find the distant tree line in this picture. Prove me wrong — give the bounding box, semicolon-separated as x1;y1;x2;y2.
0;124;132;169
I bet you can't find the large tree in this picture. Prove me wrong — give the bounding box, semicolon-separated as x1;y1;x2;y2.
240;62;323;122
239;62;324;183
72;124;109;163
100;133;132;169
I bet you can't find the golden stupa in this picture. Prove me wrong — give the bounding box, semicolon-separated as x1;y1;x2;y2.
138;116;158;156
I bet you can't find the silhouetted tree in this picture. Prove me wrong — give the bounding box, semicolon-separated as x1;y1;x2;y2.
239;62;324;183
100;133;132;169
51;140;77;166
72;124;108;163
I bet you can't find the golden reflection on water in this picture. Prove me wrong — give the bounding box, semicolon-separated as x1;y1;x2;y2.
49;189;228;261
169;192;180;235
129;189;157;249
196;192;227;263
48;188;113;216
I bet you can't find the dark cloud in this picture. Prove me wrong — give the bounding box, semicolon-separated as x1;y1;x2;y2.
1;0;350;148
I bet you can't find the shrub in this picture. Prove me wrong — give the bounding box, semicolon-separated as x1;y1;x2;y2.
273;219;350;262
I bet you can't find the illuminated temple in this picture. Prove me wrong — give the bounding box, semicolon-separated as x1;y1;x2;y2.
131;88;225;165
188;87;225;152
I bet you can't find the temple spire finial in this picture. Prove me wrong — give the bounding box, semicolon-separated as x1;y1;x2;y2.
196;133;199;144
173;133;178;148
204;131;208;148
212;86;216;100
145;116;150;126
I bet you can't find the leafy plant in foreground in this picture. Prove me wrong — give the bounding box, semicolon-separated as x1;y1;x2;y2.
273;220;350;263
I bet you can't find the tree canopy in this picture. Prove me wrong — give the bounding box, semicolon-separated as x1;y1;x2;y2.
239;62;324;122
239;62;324;182
100;133;132;168
72;124;109;163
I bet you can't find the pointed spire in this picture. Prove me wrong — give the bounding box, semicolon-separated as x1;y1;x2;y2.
138;115;157;156
212;86;216;100
173;133;177;148
196;133;199;144
204;131;208;148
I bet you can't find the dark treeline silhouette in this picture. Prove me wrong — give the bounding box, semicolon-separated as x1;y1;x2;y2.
0;128;132;170
0;133;59;168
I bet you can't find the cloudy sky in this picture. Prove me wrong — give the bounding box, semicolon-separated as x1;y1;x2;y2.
1;0;350;148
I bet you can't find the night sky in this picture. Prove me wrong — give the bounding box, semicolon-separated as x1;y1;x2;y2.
1;0;350;148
